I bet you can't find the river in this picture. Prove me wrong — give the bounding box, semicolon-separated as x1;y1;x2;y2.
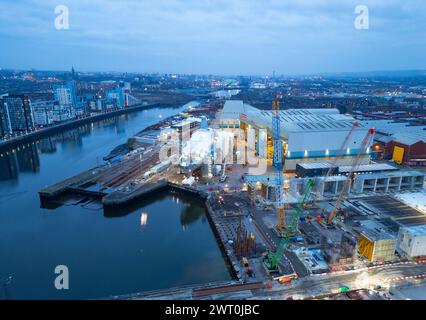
0;104;231;300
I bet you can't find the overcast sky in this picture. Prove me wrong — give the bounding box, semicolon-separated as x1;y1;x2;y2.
1;0;425;75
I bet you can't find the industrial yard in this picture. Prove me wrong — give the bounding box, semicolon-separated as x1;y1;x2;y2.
39;98;426;300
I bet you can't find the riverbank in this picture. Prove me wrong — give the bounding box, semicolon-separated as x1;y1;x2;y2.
0;102;179;152
36;99;257;297
102;101;221;161
1;103;233;299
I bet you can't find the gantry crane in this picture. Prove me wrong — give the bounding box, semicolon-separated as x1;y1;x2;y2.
264;178;316;272
272;96;286;234
325;128;376;225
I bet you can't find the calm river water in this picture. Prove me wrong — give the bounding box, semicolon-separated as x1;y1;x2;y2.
0;105;231;299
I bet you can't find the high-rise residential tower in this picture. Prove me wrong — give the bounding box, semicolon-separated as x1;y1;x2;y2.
1;94;34;133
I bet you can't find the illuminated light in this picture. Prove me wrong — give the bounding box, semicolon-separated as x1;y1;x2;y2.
287;150;291;157
346;147;350;155
140;212;148;226
325;149;329;156
366;147;371;153
304;150;308;157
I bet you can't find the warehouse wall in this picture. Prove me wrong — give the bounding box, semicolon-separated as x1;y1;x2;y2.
384;141;426;163
410;141;426;159
287;128;370;155
285;155;370;171
384;141;409;162
398;228;426;258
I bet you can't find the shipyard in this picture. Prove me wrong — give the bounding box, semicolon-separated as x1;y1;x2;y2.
2;0;426;307
35;96;426;300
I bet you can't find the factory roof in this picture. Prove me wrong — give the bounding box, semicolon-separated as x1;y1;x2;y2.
297;161;337;169
222;100;367;134
355;170;425;180
360;220;395;241
322;176;347;182
401;225;426;237
391;132;425;145
363;119;426;145
361;229;395;241
297;161;398;173
171;117;201;127
374;133;395;144
394;191;426;215
339;163;399;173
221;100;245;120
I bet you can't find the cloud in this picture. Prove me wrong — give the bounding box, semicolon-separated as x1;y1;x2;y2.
0;0;425;74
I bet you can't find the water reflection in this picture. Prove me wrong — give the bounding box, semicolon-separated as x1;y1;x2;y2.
0;105;232;299
103;190;205;229
140;212;148;226
0;152;18;180
0;115;134;182
38;137;56;154
0;144;39;180
16;143;40;173
180;202;207;228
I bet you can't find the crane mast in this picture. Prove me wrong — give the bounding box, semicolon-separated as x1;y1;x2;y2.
264;178;315;272
272;97;286;233
264;97;318;273
326;120;360;177
307;120;359;207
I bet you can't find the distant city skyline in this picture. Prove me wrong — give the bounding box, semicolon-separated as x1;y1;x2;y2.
2;67;426;78
1;0;426;76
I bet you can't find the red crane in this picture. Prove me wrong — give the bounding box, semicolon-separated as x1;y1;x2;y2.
325;127;376;225
307;120;360;208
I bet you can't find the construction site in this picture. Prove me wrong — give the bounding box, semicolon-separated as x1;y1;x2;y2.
39;98;426;297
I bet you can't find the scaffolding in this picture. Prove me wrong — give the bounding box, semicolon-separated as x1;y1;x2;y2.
234;220;257;258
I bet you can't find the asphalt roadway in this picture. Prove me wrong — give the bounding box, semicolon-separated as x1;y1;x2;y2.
253;261;426;299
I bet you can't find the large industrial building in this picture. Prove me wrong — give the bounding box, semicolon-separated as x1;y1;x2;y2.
362;119;426;165
219;100;372;171
0;94;35;134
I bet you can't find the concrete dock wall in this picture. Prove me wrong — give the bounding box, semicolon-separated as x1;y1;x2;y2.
204;198;239;280
102;179;169;208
